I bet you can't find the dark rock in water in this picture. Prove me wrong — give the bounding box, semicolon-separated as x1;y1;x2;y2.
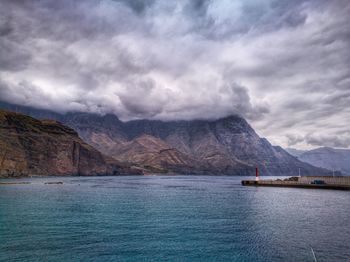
0;182;31;185
0;110;142;178
44;182;63;185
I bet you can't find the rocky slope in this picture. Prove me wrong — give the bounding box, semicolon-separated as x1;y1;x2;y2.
0;110;141;177
0;101;331;176
63;113;330;175
110;135;204;173
285;148;306;158
297;147;350;175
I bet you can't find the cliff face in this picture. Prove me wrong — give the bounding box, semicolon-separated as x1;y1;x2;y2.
62;114;328;176
0;110;141;177
0;102;330;176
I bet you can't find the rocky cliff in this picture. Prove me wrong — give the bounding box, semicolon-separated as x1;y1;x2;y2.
0;102;331;176
61;113;329;176
0;110;141;177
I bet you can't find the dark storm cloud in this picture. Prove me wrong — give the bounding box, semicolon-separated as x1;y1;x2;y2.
0;0;349;148
185;0;210;17
112;0;155;14
0;19;12;37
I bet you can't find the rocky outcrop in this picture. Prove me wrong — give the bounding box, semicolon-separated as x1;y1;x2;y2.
0;110;142;177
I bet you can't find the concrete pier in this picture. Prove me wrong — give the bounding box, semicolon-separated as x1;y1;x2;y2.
242;176;350;190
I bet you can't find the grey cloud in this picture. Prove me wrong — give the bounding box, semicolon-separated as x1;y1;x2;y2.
112;0;155;15
0;0;349;149
0;79;60;111
117;78;169;118
287;134;304;147
222;83;269;121
0;40;31;71
185;0;211;17
305;134;350;148
0;18;13;37
189;0;312;40
287;132;350;149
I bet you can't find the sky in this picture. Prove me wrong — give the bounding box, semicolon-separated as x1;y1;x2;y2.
0;0;349;149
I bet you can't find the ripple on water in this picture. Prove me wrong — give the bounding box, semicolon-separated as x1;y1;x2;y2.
0;176;349;262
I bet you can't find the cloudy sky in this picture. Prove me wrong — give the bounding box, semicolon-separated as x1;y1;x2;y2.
0;0;349;149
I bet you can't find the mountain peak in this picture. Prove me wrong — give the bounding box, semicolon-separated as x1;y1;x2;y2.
0;104;331;176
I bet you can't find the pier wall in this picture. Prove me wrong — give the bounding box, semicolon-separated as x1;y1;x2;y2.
242;176;350;190
298;176;350;185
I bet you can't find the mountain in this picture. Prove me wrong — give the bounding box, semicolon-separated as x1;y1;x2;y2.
0;101;330;176
285;148;306;158
297;147;350;175
0;110;142;178
66;114;328;176
108;134;205;174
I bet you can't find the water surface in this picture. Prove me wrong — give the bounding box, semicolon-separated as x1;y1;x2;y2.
0;176;349;261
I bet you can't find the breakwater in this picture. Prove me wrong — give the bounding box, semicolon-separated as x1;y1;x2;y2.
242;176;350;190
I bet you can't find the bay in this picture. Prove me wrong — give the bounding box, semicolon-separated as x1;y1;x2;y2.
0;176;349;261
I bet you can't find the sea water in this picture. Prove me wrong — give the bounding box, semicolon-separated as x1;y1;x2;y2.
0;176;349;262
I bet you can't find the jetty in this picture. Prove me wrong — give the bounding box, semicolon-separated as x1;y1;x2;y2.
242;176;350;190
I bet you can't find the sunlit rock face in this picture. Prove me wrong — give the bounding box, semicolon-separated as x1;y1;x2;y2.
0;110;142;177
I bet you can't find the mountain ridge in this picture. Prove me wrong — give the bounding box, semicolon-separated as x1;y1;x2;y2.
288;147;350;175
0;101;331;176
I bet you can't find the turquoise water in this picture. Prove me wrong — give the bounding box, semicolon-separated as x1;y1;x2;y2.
0;176;349;262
